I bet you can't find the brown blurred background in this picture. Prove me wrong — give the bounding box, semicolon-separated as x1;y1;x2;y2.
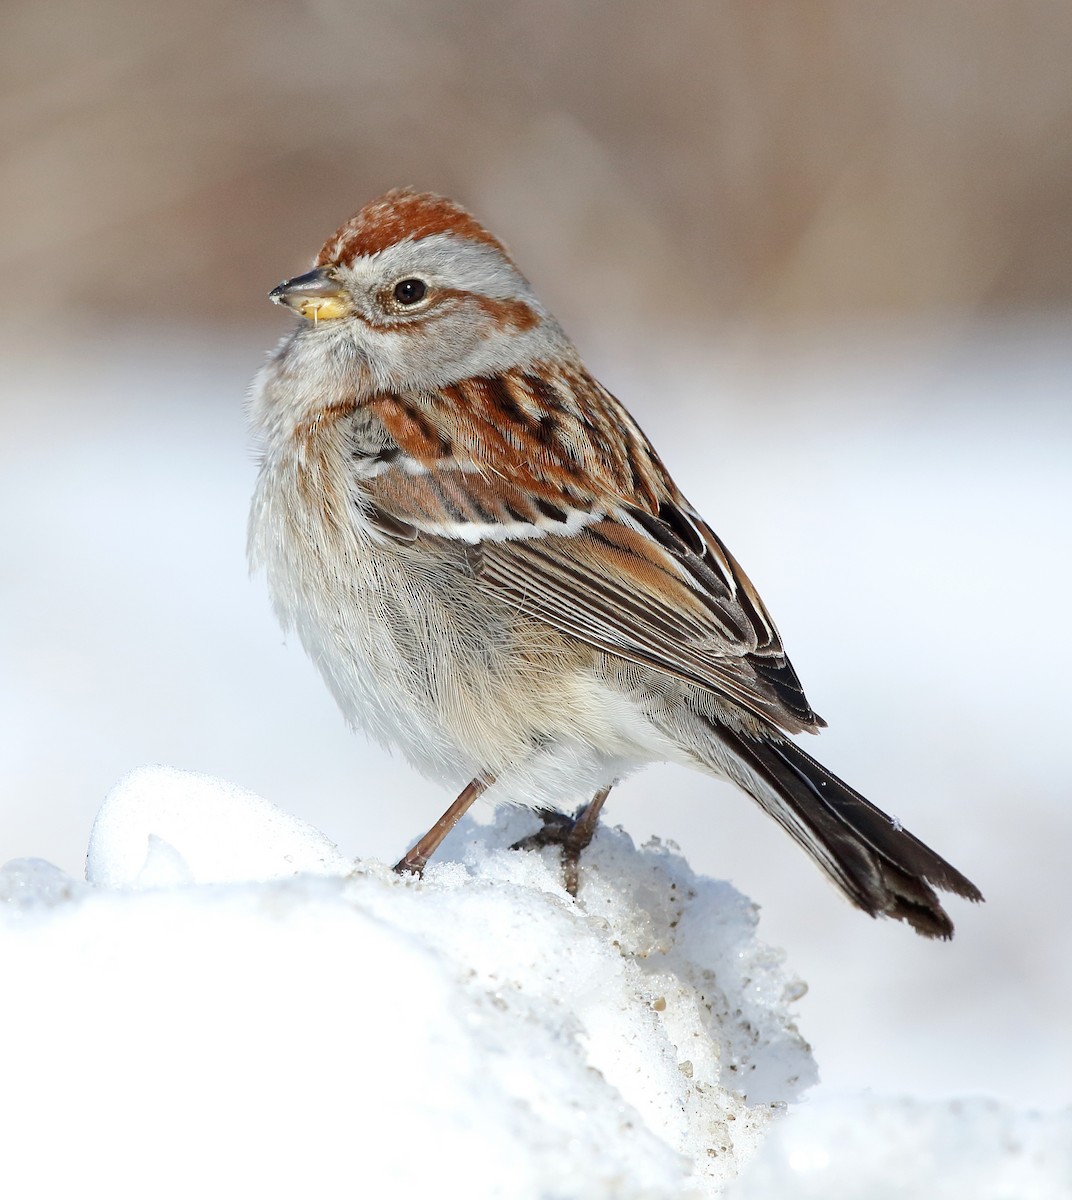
4;0;1071;340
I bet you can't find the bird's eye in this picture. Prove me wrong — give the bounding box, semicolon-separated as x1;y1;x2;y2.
392;278;428;306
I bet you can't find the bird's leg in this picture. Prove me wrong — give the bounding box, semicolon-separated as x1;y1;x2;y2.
512;785;613;896
393;773;494;877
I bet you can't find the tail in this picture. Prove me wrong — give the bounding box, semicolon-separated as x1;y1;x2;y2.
715;728;983;938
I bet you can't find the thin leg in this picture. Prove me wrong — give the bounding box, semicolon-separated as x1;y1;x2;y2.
512;785;613;896
393;773;494;877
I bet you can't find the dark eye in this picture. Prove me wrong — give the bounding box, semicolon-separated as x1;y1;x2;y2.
393;278;427;306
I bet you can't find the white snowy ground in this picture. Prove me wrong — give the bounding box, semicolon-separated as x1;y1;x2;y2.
4;766;1068;1198
2;315;1070;1193
2;766;815;1197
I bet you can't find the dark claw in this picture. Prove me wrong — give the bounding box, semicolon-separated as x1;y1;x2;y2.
511;804;601;897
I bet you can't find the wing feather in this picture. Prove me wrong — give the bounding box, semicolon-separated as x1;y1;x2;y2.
354;364;824;733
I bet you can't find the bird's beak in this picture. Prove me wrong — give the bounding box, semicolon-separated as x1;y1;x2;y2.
269;268;352;322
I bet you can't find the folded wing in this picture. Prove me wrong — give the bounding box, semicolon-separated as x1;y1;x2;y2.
359;365;824;734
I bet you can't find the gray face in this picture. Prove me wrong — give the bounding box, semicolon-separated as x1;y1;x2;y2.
274;232;570;394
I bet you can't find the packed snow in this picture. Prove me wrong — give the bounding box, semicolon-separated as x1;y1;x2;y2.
2;766;813;1198
4;767;1069;1197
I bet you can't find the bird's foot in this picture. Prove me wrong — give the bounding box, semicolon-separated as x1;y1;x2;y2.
511;796;605;897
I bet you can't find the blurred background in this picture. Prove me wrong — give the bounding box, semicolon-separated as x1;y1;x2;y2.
3;0;1070;1111
5;1;1071;328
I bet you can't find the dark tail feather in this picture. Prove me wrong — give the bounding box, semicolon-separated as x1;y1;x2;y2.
715;728;983;938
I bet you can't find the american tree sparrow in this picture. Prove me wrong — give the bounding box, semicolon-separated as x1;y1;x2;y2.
249;189;981;937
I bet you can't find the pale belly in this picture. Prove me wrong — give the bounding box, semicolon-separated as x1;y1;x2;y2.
248;462;680;810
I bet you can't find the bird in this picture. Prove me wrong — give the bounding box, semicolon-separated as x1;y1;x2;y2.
248;188;982;938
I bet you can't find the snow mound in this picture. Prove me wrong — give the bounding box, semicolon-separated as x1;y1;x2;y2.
0;767;814;1199
86;764;353;885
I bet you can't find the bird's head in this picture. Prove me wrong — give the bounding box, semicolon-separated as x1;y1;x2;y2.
269;189;564;392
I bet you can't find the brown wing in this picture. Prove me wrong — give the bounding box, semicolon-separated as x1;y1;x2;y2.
480;511;822;732
357;364;824;734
